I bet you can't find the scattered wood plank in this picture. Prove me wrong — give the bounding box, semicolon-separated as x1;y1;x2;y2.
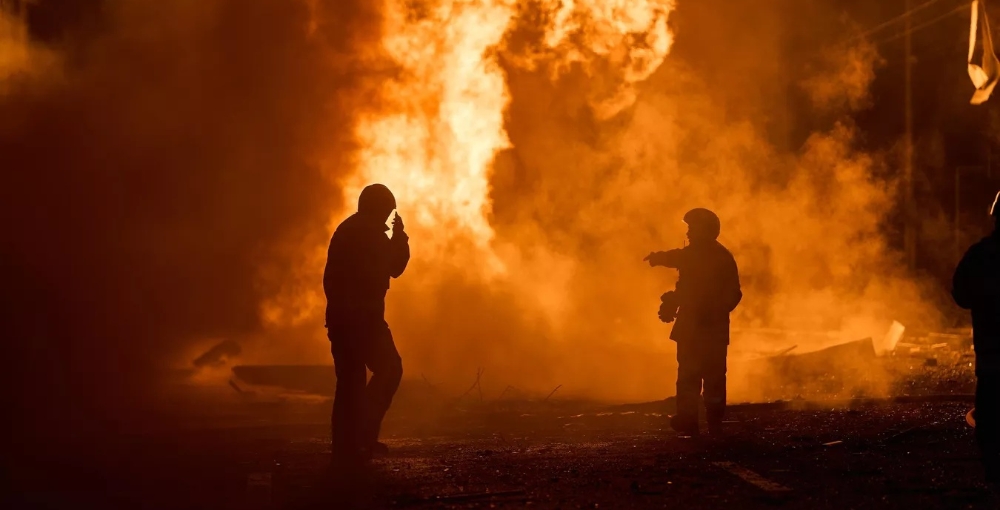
544;385;563;402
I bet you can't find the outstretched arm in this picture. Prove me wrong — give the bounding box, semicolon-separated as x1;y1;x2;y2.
644;249;684;268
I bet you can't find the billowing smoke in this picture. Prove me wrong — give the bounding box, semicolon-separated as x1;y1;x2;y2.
2;0;947;442
284;0;940;402
1;0;379;437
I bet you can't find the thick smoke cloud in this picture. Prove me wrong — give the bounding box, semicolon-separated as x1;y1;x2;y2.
373;0;942;402
1;0;378;437
1;0;948;448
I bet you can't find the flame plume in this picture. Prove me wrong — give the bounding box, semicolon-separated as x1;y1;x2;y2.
347;0;676;261
504;0;675;119
347;0;517;265
266;0;677;334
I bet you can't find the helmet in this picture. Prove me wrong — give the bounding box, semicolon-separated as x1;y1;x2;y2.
358;183;396;217
683;208;721;240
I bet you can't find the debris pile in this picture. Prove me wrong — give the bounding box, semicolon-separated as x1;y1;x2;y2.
729;324;976;402
887;329;976;396
733;337;882;401
227;327;976;408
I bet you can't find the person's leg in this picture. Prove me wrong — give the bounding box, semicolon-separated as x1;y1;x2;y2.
362;323;403;449
330;329;368;466
976;372;1000;482
703;342;728;434
673;339;703;434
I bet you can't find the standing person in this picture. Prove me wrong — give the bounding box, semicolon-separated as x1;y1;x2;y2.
324;183;410;468
645;208;742;436
953;191;1000;483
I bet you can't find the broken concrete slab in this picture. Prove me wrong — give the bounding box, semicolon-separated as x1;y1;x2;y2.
879;321;905;355
232;365;336;395
732;337;879;400
766;337;877;374
193;339;241;368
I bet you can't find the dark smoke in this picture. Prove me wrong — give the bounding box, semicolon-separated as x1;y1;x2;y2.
1;0;378;444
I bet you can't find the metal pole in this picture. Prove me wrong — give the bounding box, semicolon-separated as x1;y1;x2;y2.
904;0;916;270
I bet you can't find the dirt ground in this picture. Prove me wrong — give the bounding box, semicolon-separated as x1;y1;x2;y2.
8;335;988;509
11;394;999;510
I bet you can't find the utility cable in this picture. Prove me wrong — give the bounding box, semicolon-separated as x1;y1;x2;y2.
874;2;971;44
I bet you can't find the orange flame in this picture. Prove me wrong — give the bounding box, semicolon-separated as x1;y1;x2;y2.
505;0;675;119
265;0;676;330
346;0;517;267
347;0;676;262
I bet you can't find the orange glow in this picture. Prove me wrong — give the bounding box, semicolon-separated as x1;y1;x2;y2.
343;0;676;264
346;0;517;265
254;1;942;403
509;0;676;119
0;5;56;90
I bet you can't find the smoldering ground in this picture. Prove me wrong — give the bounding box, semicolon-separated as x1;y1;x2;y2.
1;0;958;454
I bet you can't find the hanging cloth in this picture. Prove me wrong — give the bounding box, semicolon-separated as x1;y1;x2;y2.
969;0;1000;104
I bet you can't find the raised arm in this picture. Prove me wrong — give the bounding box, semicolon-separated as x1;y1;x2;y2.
389;214;410;278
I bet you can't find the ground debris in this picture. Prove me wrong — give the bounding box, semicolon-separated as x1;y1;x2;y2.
442;488;525;500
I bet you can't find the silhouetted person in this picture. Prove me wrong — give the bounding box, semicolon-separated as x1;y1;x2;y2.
324;184;409;468
645;208;741;435
953;191;1000;483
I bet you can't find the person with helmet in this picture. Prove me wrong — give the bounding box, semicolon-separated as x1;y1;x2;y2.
323;183;410;469
644;208;742;436
953;191;1000;483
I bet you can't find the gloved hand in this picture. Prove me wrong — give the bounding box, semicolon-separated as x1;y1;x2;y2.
658;291;678;323
392;212;408;240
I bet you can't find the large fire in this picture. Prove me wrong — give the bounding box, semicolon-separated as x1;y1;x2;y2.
258;0;678;330
343;0;676;266
251;0;938;401
1;0;959;439
506;0;675;119
347;0;516;261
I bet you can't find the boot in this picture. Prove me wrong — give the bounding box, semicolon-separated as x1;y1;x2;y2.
371;441;390;456
670;414;699;436
985;454;1000;485
330;443;371;474
706;404;725;436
